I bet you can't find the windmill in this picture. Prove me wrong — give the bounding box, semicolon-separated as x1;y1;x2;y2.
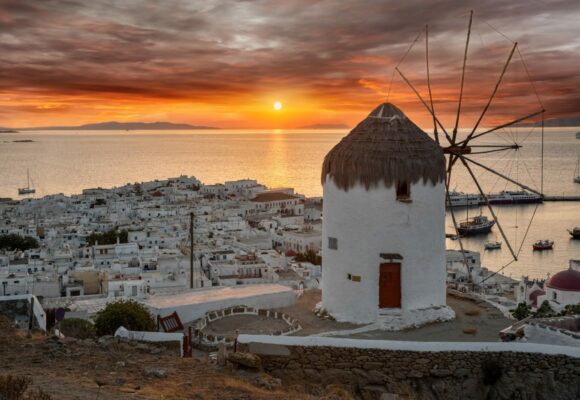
391;11;545;280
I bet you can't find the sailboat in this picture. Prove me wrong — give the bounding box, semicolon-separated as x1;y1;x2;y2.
574;155;580;184
18;169;36;195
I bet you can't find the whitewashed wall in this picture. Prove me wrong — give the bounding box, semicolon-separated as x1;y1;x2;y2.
321;179;446;323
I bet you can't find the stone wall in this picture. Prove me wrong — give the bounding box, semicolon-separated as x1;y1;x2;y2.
237;335;580;400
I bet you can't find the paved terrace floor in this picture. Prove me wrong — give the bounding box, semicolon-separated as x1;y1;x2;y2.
145;284;293;309
275;289;512;342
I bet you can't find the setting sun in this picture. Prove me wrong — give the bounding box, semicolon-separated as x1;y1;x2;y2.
273;101;283;111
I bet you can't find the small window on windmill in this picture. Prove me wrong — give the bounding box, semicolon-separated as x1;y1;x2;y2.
396;181;411;202
328;237;338;250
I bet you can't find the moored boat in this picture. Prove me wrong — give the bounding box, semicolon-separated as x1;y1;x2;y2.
568;227;580;239
18;169;35;195
487;190;542;205
532;240;554;251
457;215;495;236
446;191;484;207
484;241;502;250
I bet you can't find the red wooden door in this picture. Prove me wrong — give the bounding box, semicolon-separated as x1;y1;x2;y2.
379;263;401;308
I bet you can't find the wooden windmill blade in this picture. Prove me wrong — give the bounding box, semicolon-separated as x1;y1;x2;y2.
395;10;545;268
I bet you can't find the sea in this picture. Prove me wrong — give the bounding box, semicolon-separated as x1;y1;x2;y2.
0;127;578;279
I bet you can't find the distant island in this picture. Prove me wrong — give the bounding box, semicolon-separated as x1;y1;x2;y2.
518;115;580;127
0;129;18;133
17;121;219;131
298;123;350;129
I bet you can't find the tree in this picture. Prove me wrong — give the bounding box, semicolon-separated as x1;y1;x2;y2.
533;300;556;318
0;234;39;251
87;229;128;246
93;300;156;336
511;302;531;320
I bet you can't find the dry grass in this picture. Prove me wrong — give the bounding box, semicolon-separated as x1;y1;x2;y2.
321;103;445;191
463;327;478;335
465;309;481;317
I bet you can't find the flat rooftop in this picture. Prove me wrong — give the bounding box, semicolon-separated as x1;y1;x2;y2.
145;284;293;309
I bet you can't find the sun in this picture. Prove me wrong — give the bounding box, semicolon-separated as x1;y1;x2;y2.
273;101;283;111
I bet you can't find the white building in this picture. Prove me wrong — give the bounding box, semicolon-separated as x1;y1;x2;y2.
320;103;454;328
536;260;580;311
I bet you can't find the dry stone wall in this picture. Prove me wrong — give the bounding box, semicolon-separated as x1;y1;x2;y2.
238;336;580;400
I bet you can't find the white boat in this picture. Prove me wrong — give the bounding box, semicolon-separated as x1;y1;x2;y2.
18;169;35;195
446;191;484;207
484;241;502;250
487;190;542;204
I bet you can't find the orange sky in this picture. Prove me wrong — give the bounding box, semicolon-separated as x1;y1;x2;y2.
0;1;579;129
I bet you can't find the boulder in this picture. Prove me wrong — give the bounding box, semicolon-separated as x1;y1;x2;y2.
227;352;262;369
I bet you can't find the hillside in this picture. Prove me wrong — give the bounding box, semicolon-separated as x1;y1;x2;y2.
298;123;350;129
0;317;346;400
19;121;219;131
518;115;580;127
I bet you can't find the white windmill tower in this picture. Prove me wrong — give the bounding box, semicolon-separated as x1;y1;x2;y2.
319;11;544;328
320;103;455;327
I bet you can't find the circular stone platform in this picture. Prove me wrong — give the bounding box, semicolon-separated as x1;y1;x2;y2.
192;306;301;348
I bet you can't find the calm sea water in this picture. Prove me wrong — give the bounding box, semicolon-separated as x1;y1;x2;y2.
0;127;578;278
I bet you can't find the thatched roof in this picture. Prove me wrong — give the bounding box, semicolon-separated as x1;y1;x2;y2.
321;103;445;191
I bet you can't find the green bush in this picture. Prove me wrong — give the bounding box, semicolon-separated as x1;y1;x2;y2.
59;318;95;339
0;234;39;251
94;300;156;336
559;303;580;316
533;300;556;318
511;302;531;320
87;229;128;246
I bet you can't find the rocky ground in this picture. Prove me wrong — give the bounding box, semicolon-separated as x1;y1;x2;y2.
0;317;352;400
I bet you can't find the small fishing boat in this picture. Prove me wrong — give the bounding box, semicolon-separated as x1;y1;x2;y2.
18;169;35;195
532;240;554;251
484;241;502;250
568;227;580;239
457;215;495;236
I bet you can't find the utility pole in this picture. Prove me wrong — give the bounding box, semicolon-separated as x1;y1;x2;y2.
189;211;194;289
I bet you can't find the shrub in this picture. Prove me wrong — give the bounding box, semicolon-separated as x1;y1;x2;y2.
87;229;128;246
533;300;556;318
94;300;156;336
0;375;53;400
0;375;30;400
59;318;95;339
511;302;531;320
559;303;580;316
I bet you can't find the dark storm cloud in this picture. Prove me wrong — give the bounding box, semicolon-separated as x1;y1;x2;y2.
0;0;579;122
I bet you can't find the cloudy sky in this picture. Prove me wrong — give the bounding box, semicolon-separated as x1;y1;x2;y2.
0;0;578;128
